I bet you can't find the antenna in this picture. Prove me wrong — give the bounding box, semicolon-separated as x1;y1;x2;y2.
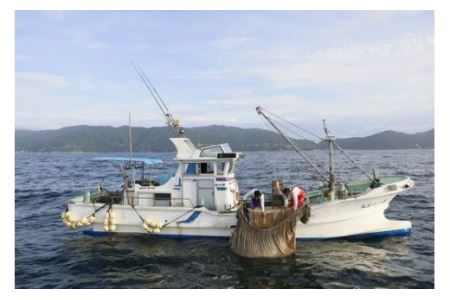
322;119;336;199
131;62;184;137
128;112;135;191
129;112;133;162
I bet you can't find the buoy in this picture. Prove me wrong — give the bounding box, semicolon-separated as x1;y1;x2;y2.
70;223;77;229
109;225;117;231
76;221;83;227
67;214;75;223
81;217;89;225
103;225;109;232
144;218;152;225
88;216;95;223
153;228;161;233
103;219;109;226
109;219;116;225
142;223;149;231
109;212;116;219
63;219;71;227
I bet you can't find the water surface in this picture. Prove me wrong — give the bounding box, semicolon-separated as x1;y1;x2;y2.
15;150;434;288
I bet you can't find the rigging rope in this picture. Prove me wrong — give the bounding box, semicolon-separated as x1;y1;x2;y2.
257;113;328;182
333;141;374;182
261;107;325;141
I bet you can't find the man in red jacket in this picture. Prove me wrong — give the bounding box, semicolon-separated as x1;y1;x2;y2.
282;186;306;210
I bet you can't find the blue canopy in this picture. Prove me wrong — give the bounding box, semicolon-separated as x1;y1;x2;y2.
91;156;163;165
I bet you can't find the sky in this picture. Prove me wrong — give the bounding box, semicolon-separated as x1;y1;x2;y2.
15;10;434;137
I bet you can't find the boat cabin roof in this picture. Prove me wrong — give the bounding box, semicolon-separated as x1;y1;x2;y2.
170;137;241;161
91;157;163;165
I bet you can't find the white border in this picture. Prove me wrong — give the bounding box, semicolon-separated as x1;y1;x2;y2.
2;0;447;297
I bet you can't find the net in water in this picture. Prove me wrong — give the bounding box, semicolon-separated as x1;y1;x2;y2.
229;207;301;258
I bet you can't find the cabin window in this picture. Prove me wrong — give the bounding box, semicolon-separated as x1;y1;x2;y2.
200;146;223;157
154;193;171;207
228;161;235;174
217;162;227;175
185;163;197;175
199;162;214;174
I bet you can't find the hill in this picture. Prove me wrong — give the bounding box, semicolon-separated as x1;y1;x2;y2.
320;129;434;150
15;125;317;152
15;125;434;152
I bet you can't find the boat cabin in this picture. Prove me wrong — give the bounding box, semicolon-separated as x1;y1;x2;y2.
130;137;243;212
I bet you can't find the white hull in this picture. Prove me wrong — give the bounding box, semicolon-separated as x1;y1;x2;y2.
68;177;413;240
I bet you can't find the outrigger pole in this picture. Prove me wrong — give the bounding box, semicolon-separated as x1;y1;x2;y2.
256;106;329;182
131;62;184;137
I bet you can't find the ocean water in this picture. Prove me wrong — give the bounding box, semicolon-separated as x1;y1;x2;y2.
15;150;434;288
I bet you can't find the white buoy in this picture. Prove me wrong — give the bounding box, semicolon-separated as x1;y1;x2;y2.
76;221;83;227
67;214;75;223
145;218;152;225
109;219;117;225
103;225;109;232
81;217;89;225
109;212;116;219
153;228;161;233
88;216;96;223
109;225;117;231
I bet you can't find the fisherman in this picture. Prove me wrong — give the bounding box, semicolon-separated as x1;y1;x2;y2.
251;190;265;212
282;186;306;210
271;180;286;208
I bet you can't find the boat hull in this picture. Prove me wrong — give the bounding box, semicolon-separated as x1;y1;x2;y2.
67;178;413;240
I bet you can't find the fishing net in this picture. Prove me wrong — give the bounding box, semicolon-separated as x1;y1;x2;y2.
229;207;302;258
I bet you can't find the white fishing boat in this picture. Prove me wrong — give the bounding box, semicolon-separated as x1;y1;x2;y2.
61;66;414;240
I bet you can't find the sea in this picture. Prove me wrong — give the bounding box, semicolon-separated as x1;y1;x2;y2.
15;149;434;288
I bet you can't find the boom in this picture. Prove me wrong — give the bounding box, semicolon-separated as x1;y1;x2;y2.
131;62;184;137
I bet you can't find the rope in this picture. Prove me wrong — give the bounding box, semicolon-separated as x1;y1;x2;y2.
257;113;328;182
261;107;325;141
88;201;110;217
131;203;145;222
275;121;328;155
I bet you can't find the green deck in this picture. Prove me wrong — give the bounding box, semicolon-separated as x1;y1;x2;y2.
306;175;408;204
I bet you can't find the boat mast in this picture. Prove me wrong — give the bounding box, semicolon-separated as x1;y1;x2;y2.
323;120;336;200
256;106;328;182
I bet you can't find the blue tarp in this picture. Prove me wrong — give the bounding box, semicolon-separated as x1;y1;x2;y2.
91;157;163;165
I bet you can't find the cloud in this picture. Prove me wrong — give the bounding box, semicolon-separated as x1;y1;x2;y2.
212;36;254;49
16;54;32;61
68;29;109;49
14;11;433;135
40;11;68;21
211;34;434;90
16;72;69;95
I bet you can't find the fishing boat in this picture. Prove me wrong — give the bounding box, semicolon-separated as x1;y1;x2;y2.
61;66;414;240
